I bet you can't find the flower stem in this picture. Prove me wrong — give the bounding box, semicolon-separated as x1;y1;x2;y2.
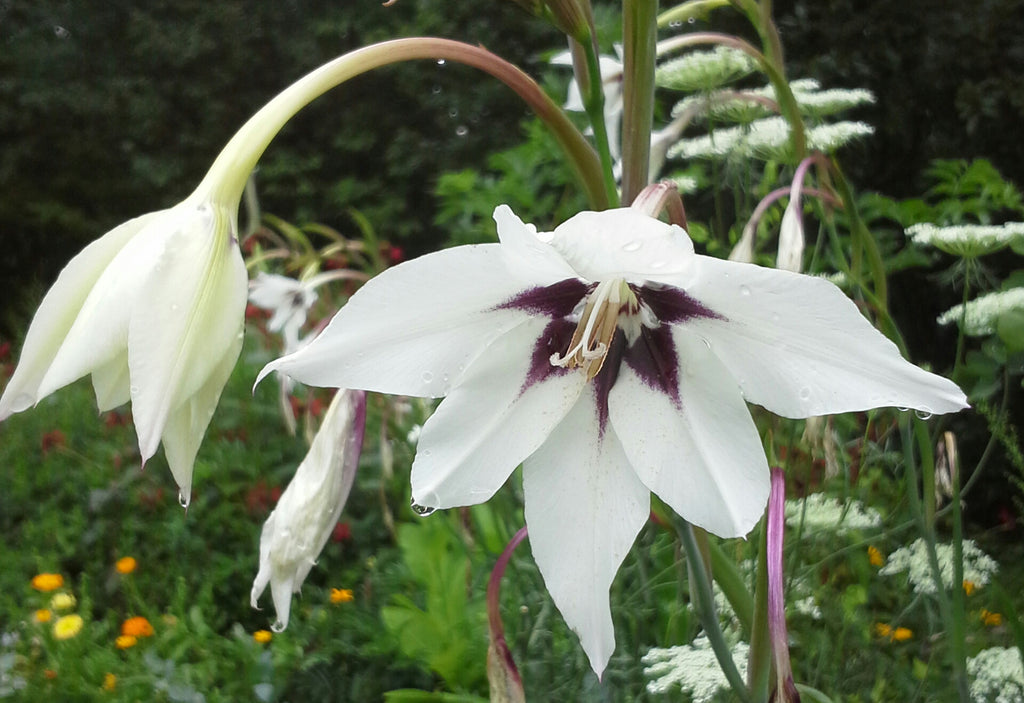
198;37;609;211
621;0;658;203
578;39;621;205
675;515;753;703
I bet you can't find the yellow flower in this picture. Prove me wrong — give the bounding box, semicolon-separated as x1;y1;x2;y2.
330;588;354;604
53;614;84;640
50;593;76;612
963;580;976;596
103;673;117;691
980;609;1003;627
867;545;884;567
121;616;154;638
253;629;273;644
34;609;52;623
874;623;912;642
115;635;138;649
115;557;137;575
31;573;64;592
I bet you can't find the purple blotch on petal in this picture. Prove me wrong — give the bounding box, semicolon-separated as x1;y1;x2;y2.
636;283;722;324
497;278;590;318
520;318;576;394
592;330;625;437
624;325;681;408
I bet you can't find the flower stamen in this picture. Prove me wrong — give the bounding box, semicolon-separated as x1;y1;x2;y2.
551;279;637;379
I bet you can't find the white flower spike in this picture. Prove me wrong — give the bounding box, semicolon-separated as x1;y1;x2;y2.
259;205;967;676
0;191;248;504
251;388;367;630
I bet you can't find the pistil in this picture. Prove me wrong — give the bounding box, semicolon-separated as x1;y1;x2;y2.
551;279;638;379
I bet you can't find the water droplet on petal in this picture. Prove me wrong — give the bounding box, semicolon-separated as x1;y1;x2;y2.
799;387;812;401
771;313;780;323
739;285;751;296
915;407;933;420
129;385;140;396
649;260;666;269
622;240;642;252
170;303;179;311
410;499;436;517
896;406;909;413
701;338;712;350
271;620;285;633
421;371;434;384
178;490;190;509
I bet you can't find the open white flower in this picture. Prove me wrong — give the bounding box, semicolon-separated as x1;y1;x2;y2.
259;205;966;675
0;191;247;504
251;388;367;630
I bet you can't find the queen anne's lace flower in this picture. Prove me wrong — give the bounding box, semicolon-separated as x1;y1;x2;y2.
643;636;750;698
938;288;1024;335
261;205;965;675
907;222;1024;257
668;116;874;160
656;46;758;91
880;538;998;594
969;647;1024;703
785;493;882;535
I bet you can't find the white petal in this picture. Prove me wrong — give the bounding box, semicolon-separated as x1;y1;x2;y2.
681;256;968;417
610;334;769;538
92;353;131;411
129;203;248;464
260;239;565;398
161;329;244;500
411;318;587;508
523;393;649;678
0;211;159;417
545;208;697;283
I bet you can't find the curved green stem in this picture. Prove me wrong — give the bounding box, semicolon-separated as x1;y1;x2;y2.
621;0;658;203
198;37;608;211
676;516;753;703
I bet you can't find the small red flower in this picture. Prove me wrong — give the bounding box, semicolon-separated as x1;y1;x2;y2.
41;430;66;456
332;522;352;543
245;480;282;516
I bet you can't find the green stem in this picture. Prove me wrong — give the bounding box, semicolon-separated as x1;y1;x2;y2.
901;418;970;701
676;516;753;703
621;0;658;203
746;519;770;702
657;0;731;27
578;40;621;205
198;37;608;211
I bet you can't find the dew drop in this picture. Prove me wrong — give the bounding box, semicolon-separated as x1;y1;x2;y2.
178;490;190;509
271;620;285;633
410;500;436;517
421;371;434;383
687;16;696;23
436;58;446;66
701;338;712;350
455;125;468;137
431;84;442;94
129;385;140;396
170;303;179;311
771;313;780;323
915;407;933;420
448;108;458;118
799;387;812;401
669;20;683;28
53;25;70;38
896;406;909;413
622;240;642;252
649;260;666;269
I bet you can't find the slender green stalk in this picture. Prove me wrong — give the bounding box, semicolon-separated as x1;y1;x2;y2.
746;520;770;702
901;418;970;701
657;0;731;27
578;41;621;205
621;0;658;203
198;37;608;211
676;516;753;703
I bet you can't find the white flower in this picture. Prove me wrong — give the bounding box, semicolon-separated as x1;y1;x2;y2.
0;192;247;504
249;273;319;353
251;388;367;630
784;493;882;535
259;205;966;675
672;78;875;123
643;636;749;699
552;48;624;160
907;221;1024;257
655;46;758;92
969;647;1024;703
668;116;874;161
879;538;998;594
938;287;1024;335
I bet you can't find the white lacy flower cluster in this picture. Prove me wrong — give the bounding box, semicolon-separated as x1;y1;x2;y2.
938;288;1024;335
672;78;875;124
968;647;1024;703
655;46;758;92
879;538;998;594
784;493;882;535
642;636;749;699
907;222;1024;258
669;117;874;161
